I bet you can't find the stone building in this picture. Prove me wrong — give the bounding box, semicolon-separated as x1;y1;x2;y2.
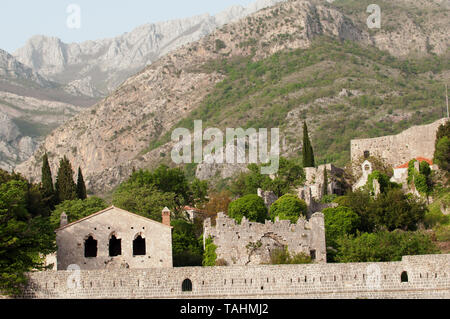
55;206;173;270
203;212;326;266
350;118;448;169
297;163;346;215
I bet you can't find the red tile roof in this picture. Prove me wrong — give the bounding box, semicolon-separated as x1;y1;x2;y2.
396;157;433;169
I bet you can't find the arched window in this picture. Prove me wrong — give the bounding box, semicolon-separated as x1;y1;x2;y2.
182;279;192;292
84;236;97;257
133;235;146;256
401;271;408;283
109;234;122;257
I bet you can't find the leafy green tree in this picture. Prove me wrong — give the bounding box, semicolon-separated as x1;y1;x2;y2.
113;182;176;222
171;219;203;267
302;122;315;168
230;158;304;198
335;230;439;263
434;136;450;172
49;197;107;229
323;206;360;251
230;164;272;197
0;180;56;295
269;194;307;223
228;194;268;223
41;153;56;208
55;156;77;202
76;167;87;200
124;166;191;206
335;190;374;232
370;189;427;231
367;170;399;195
190;178;208;205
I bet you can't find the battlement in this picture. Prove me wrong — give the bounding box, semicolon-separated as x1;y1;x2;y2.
203;212;327;265
5;254;449;299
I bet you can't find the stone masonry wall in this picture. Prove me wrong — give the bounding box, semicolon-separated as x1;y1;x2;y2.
203;212;327;265
6;254;450;299
350;118;448;168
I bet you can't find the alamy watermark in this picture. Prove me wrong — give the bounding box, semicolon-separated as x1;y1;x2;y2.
171;120;280;174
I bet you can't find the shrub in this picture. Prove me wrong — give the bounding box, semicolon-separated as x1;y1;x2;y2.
269;194;307;223
215;258;228;266
269;247;312;265
228;194;268;223
323;206;360;249
335;230;439;263
202;236;217;266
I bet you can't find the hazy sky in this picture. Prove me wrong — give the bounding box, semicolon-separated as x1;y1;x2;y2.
0;0;256;53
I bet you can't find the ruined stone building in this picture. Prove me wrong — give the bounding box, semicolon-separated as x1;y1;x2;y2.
297;164;346;215
350;118;448;169
203;212;326;266
55;206;173;270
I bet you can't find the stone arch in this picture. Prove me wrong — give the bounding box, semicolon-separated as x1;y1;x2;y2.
84;234;97;258
133;233;146;256
182;278;193;292
109;232;122;257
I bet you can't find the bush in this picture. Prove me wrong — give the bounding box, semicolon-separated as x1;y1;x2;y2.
49;197;107;229
215;258;228;266
269;194;307;223
203;236;217;266
323;206;360;249
434;224;450;242
335;230;439;263
171;220;203;267
269;247;312;264
228;194;268;223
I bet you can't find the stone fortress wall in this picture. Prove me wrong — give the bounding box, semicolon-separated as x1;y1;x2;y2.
350;118;448;168
8;254;450;299
203;212;327;265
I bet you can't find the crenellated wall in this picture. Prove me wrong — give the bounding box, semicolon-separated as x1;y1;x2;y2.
203;212;327;265
5;254;450;299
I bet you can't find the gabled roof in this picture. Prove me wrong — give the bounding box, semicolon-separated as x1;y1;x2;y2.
55;206;173;232
395;157;433;169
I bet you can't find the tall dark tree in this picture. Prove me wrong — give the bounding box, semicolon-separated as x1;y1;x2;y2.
302;122;315;167
322;168;328;196
55;156;77;202
76;167;87;200
41;153;56;208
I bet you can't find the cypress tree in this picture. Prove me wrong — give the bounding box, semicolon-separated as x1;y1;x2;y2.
322;168;328;196
41;153;56;207
302;122;315;167
55;156;77;202
76;167;87;200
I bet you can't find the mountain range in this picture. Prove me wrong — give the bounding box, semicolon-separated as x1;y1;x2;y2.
7;0;450;195
0;0;284;170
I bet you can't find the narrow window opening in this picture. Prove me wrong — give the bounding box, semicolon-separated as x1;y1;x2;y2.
309;249;316;260
109;235;122;257
133;235;146;256
401;271;408;283
84;236;97;257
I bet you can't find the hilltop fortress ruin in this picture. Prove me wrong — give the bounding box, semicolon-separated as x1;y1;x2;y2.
351;118;447;168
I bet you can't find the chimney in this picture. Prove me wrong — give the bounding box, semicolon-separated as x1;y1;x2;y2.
162;207;171;227
60;212;68;227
